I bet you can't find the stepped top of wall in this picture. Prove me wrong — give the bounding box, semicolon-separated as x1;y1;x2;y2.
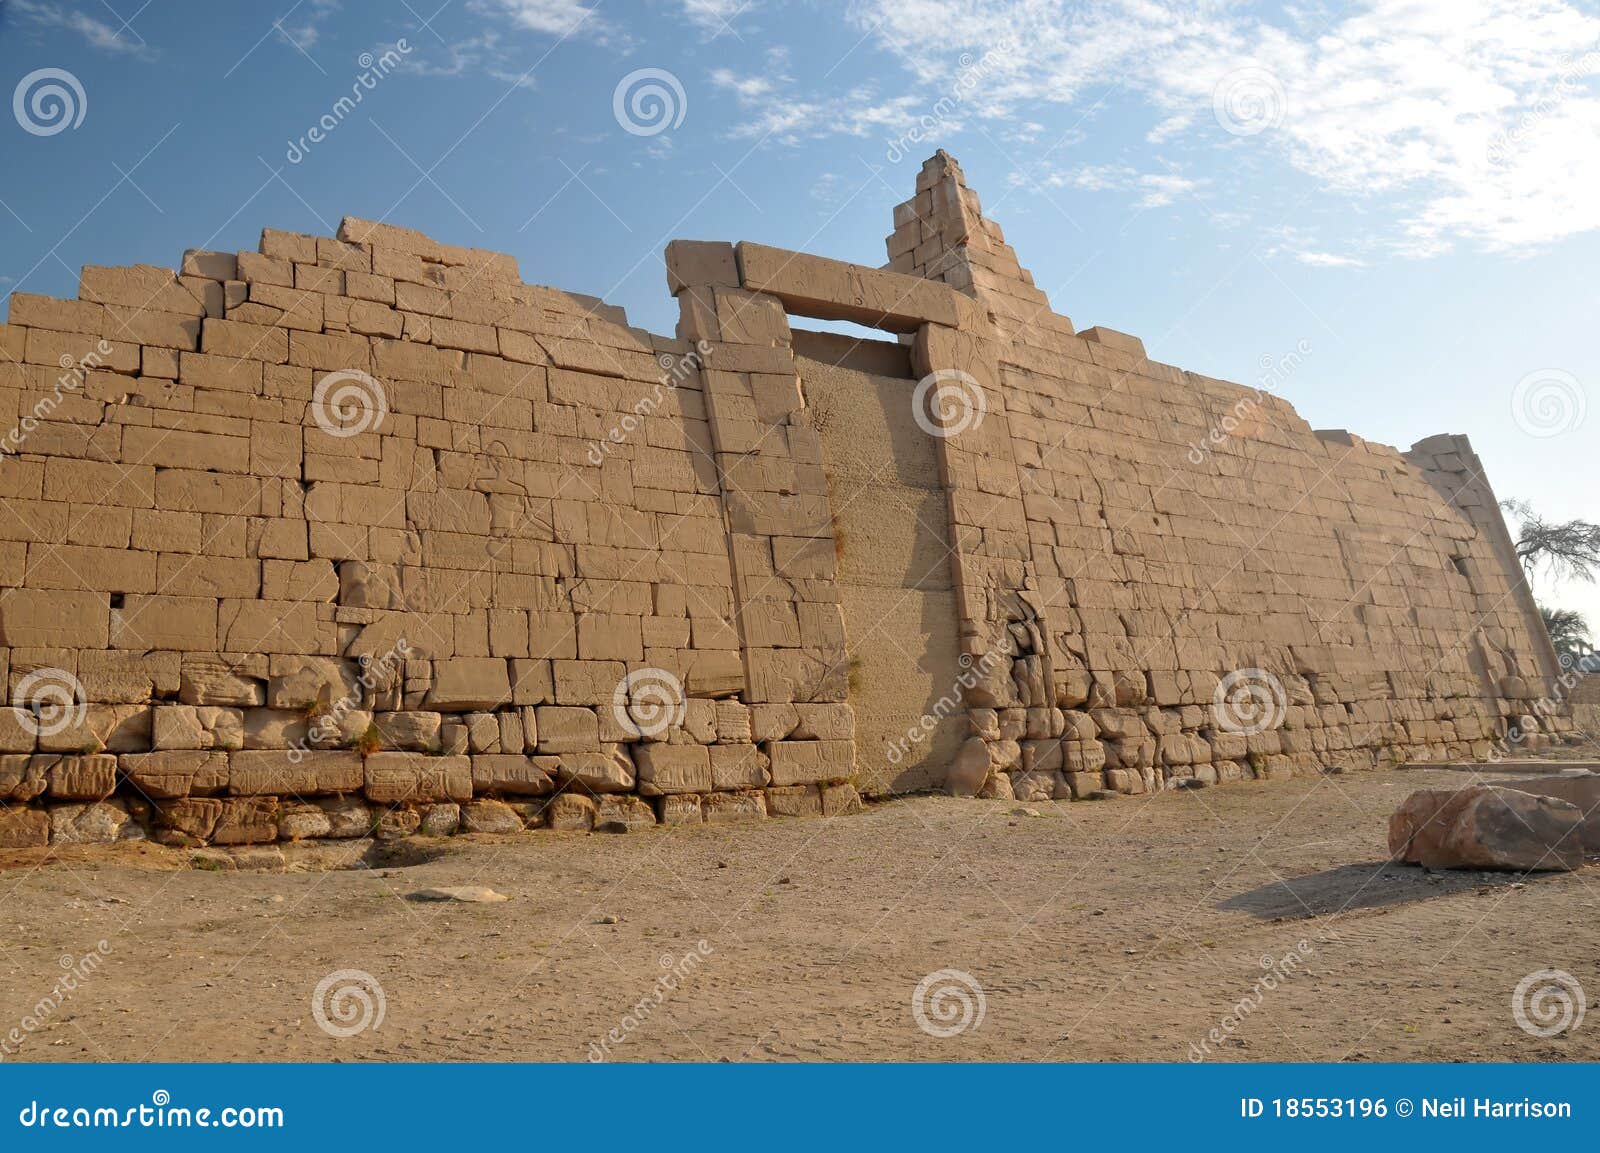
3;151;1471;472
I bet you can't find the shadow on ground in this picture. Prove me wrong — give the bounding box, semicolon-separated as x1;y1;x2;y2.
1219;861;1544;919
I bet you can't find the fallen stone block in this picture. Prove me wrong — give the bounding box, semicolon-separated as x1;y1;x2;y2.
1388;786;1583;872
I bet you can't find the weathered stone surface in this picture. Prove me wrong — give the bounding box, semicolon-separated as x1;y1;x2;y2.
229;750;362;796
212;797;280;844
555;747;634;793
364;753;472;803
595;794;656;832
767;741;854;787
470;754;556;796
46;754;118;800
544;793;596;832
635;744;712;795
1501;774;1600;852
1388;786;1583;872
0;806;50;848
460;798;524;834
704;790;767;823
0;755;49;802
947;737;990;797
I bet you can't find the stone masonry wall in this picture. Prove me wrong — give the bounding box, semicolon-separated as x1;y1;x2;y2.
0;151;1571;849
0;217;859;850
884;152;1572;803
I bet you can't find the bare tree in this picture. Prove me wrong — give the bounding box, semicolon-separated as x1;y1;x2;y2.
1501;499;1600;584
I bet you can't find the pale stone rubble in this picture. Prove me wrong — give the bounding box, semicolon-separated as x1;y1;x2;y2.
0;150;1573;849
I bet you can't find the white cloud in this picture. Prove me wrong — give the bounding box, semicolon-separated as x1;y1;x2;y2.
709;68;924;141
10;0;154;57
1295;251;1366;268
846;0;1600;253
1029;163;1199;208
487;0;612;40
682;0;751;34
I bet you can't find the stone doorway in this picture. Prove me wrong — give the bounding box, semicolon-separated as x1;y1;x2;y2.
791;330;964;796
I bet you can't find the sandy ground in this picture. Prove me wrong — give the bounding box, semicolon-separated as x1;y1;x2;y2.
4;761;1600;1063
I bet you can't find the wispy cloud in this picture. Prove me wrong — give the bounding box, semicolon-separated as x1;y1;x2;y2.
682;0;751;35
846;0;1600;254
9;0;154;57
483;0;616;44
1028;163;1200;209
709;66;924;142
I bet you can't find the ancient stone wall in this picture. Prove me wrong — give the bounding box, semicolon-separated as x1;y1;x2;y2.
0;152;1571;848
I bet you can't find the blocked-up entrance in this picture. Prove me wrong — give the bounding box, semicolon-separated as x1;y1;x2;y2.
792;331;964;796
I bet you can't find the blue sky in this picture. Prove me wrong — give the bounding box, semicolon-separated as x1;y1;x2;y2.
1;0;1596;629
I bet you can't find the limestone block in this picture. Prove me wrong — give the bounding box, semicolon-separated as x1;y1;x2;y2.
229;750;362;796
595;794;657;832
0;755;49;802
153;706;244;751
363;753;472;803
0;806;50;848
471;753;557;796
765;784;822;817
704;790;768;823
635;744;712;795
155;797;223;842
766;740;854;786
665;240;739;294
317;794;375;838
544;793;596;832
534;706;599;753
120;751;229;798
373;710;443;751
212;797;280;845
461;798;524;834
180;659;265;707
556;747;635;793
418;803;461;836
46;754;118;800
710;743;769;790
656;794;704;825
426;658;512;711
0;709;35;754
279;802;334;841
